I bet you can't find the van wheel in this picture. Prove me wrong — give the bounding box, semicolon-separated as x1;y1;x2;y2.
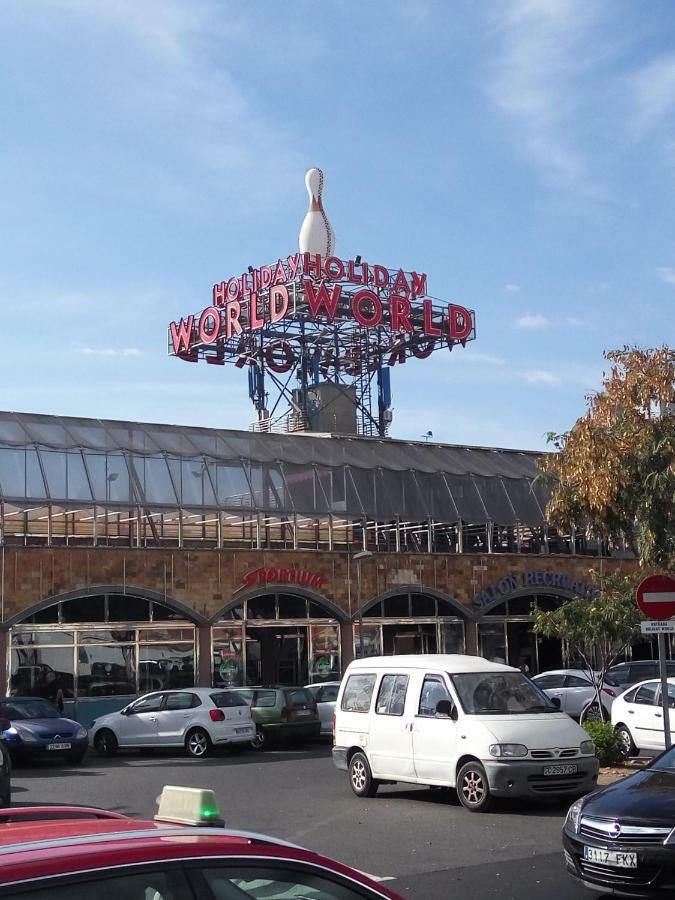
349;752;379;798
457;761;493;812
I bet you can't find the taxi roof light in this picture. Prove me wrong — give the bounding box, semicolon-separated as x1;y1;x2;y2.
155;786;224;828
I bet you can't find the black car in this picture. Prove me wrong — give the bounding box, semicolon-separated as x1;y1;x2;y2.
563;745;675;895
0;697;88;764
605;660;675;695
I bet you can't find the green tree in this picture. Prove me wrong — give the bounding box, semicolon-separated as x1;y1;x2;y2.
533;571;641;720
543;346;674;570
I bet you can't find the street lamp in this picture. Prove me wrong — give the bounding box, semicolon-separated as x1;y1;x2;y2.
353;550;373;658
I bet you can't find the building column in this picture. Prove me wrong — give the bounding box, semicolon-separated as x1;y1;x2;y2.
196;625;212;687
465;619;479;658
0;630;7;695
340;621;354;673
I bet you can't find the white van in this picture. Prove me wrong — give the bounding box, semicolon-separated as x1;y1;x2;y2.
333;654;599;812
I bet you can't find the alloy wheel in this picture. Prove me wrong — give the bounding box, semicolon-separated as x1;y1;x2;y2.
461;769;486;805
187;731;208;758
351;758;367;793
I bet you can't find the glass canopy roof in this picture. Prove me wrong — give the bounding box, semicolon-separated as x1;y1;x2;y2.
0;411;548;526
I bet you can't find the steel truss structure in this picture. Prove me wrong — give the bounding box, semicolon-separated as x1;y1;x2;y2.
168;264;476;436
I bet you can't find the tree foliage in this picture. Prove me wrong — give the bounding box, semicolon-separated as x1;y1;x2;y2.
533;571;642;719
542;346;675;569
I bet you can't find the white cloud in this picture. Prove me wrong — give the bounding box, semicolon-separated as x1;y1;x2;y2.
631;55;675;132
504;283;521;293
523;369;562;385
488;0;603;191
566;316;586;327
80;347;141;357
515;313;549;330
656;266;675;286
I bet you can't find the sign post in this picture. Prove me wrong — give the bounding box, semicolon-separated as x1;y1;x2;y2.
637;575;675;751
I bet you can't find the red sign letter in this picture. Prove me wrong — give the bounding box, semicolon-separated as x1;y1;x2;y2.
390;295;412;332
249;292;264;330
225;302;242;339
198;306;221;344
270;285;289;324
352;289;383;327
448;304;473;341
411;272;427;297
423;299;442;337
170;316;194;354
304;279;342;320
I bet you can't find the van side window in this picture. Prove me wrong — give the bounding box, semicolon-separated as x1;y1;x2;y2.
341;674;377;713
376;674;409;716
418;676;451;717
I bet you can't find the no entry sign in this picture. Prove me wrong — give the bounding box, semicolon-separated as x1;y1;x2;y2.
636;574;675;620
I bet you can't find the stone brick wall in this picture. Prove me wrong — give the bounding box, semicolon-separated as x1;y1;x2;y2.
0;546;638;625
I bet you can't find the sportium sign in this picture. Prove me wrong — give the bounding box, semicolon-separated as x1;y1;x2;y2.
168;253;475;374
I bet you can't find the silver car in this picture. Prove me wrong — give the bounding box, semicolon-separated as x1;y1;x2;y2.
532;669;612;719
305;681;340;737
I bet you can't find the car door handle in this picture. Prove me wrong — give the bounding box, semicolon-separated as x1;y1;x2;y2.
628;710;634;715
149;717;158;723
182;714;191;719
655;713;663;718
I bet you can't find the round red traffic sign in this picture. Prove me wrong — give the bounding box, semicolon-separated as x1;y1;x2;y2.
636;574;675;620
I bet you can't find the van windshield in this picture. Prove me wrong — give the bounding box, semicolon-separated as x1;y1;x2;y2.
451;672;556;715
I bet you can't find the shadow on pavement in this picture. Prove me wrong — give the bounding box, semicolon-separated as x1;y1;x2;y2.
375;783;571;818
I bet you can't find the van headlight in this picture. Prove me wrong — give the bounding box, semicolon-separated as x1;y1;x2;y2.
565;797;585;834
580;740;595;756
489;743;528;758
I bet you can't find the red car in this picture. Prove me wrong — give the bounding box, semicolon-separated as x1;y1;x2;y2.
0;787;401;900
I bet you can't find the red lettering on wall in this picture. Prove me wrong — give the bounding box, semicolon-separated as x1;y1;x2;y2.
198;306;221;344
272;260;286;286
303;253;323;279
352;289;383;327
392;269;411;295
260;266;273;289
287;254;302;279
170;316;194;353
304;279;342;320
324;256;345;280
212;283;226;308
390;295;412;332
347;260;363;284
373;265;389;289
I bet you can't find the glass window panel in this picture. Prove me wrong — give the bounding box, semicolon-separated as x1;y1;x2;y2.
139;644;194;691
278;594;307;618
411;595;436;617
66;451;93;501
375;469;404;518
478;622;507;663
259;464;288;510
308;600;331;619
249;463;262;507
11;630;74;646
309;624;340;681
202;866;368;900
151;602;188;622
482;600;507;616
61;595;106;623
441;622;465;654
139;628;193;642
78;643;136;697
247;596;276;620
401;471;428;520
107;594;151;622
216;462;251;508
445;475;486;524
213;625;244;687
509;597;535;616
502;478;545;526
8;866;192;900
363;600;383;617
472;476;515;523
0;415;28;443
348;468;374;516
18;417;74;447
39;450;67;499
134;456;177;505
79;630;134;643
10;647;75;699
354;622;381;658
383;594;410;617
26;450;48;499
85;453;131;504
179;460;217;507
315;467;333;511
28;604;60;624
284;464;323;513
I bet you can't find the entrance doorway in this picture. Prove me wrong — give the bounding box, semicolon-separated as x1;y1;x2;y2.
245;626;308;686
477;594;567;673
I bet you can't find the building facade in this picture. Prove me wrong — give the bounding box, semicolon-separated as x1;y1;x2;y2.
0;411;637;724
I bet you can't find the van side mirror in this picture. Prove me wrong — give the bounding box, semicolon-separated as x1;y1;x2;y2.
550;697;561;710
436;699;458;721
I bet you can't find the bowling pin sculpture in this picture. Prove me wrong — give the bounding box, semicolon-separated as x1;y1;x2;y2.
299;168;335;257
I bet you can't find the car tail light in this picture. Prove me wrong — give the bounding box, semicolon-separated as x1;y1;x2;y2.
602;687;616;698
209;709;225;722
281;706;292;720
310;700;318;714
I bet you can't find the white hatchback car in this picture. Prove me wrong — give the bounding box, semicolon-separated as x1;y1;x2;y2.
532;669;612;719
305;681;341;736
611;677;675;756
90;687;255;758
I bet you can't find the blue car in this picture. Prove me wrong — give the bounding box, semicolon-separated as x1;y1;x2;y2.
0;697;88;764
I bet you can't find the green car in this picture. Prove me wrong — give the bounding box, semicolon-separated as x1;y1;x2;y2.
228;687;321;750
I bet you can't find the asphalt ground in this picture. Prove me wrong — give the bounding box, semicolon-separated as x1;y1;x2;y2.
10;743;598;900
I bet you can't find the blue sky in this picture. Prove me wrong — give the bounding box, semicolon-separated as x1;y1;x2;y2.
1;0;673;451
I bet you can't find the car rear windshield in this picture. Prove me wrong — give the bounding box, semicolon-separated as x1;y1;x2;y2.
0;699;61;720
210;692;248;708
285;689;312;707
451;672;555;715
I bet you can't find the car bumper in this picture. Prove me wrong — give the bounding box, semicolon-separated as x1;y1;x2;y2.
212;725;256;745
483;757;599;798
6;737;88;757
262;721;321;742
563;829;675;896
332;746;348;770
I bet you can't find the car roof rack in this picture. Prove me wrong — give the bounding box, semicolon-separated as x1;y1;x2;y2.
0;807;129;823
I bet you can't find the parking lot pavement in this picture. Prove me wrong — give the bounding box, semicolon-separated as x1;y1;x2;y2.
10;744;588;899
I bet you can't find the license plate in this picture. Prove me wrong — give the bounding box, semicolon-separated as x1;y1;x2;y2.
47;742;71;751
543;764;578;776
294;709;311;717
235;727;251;734
584;847;637;868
